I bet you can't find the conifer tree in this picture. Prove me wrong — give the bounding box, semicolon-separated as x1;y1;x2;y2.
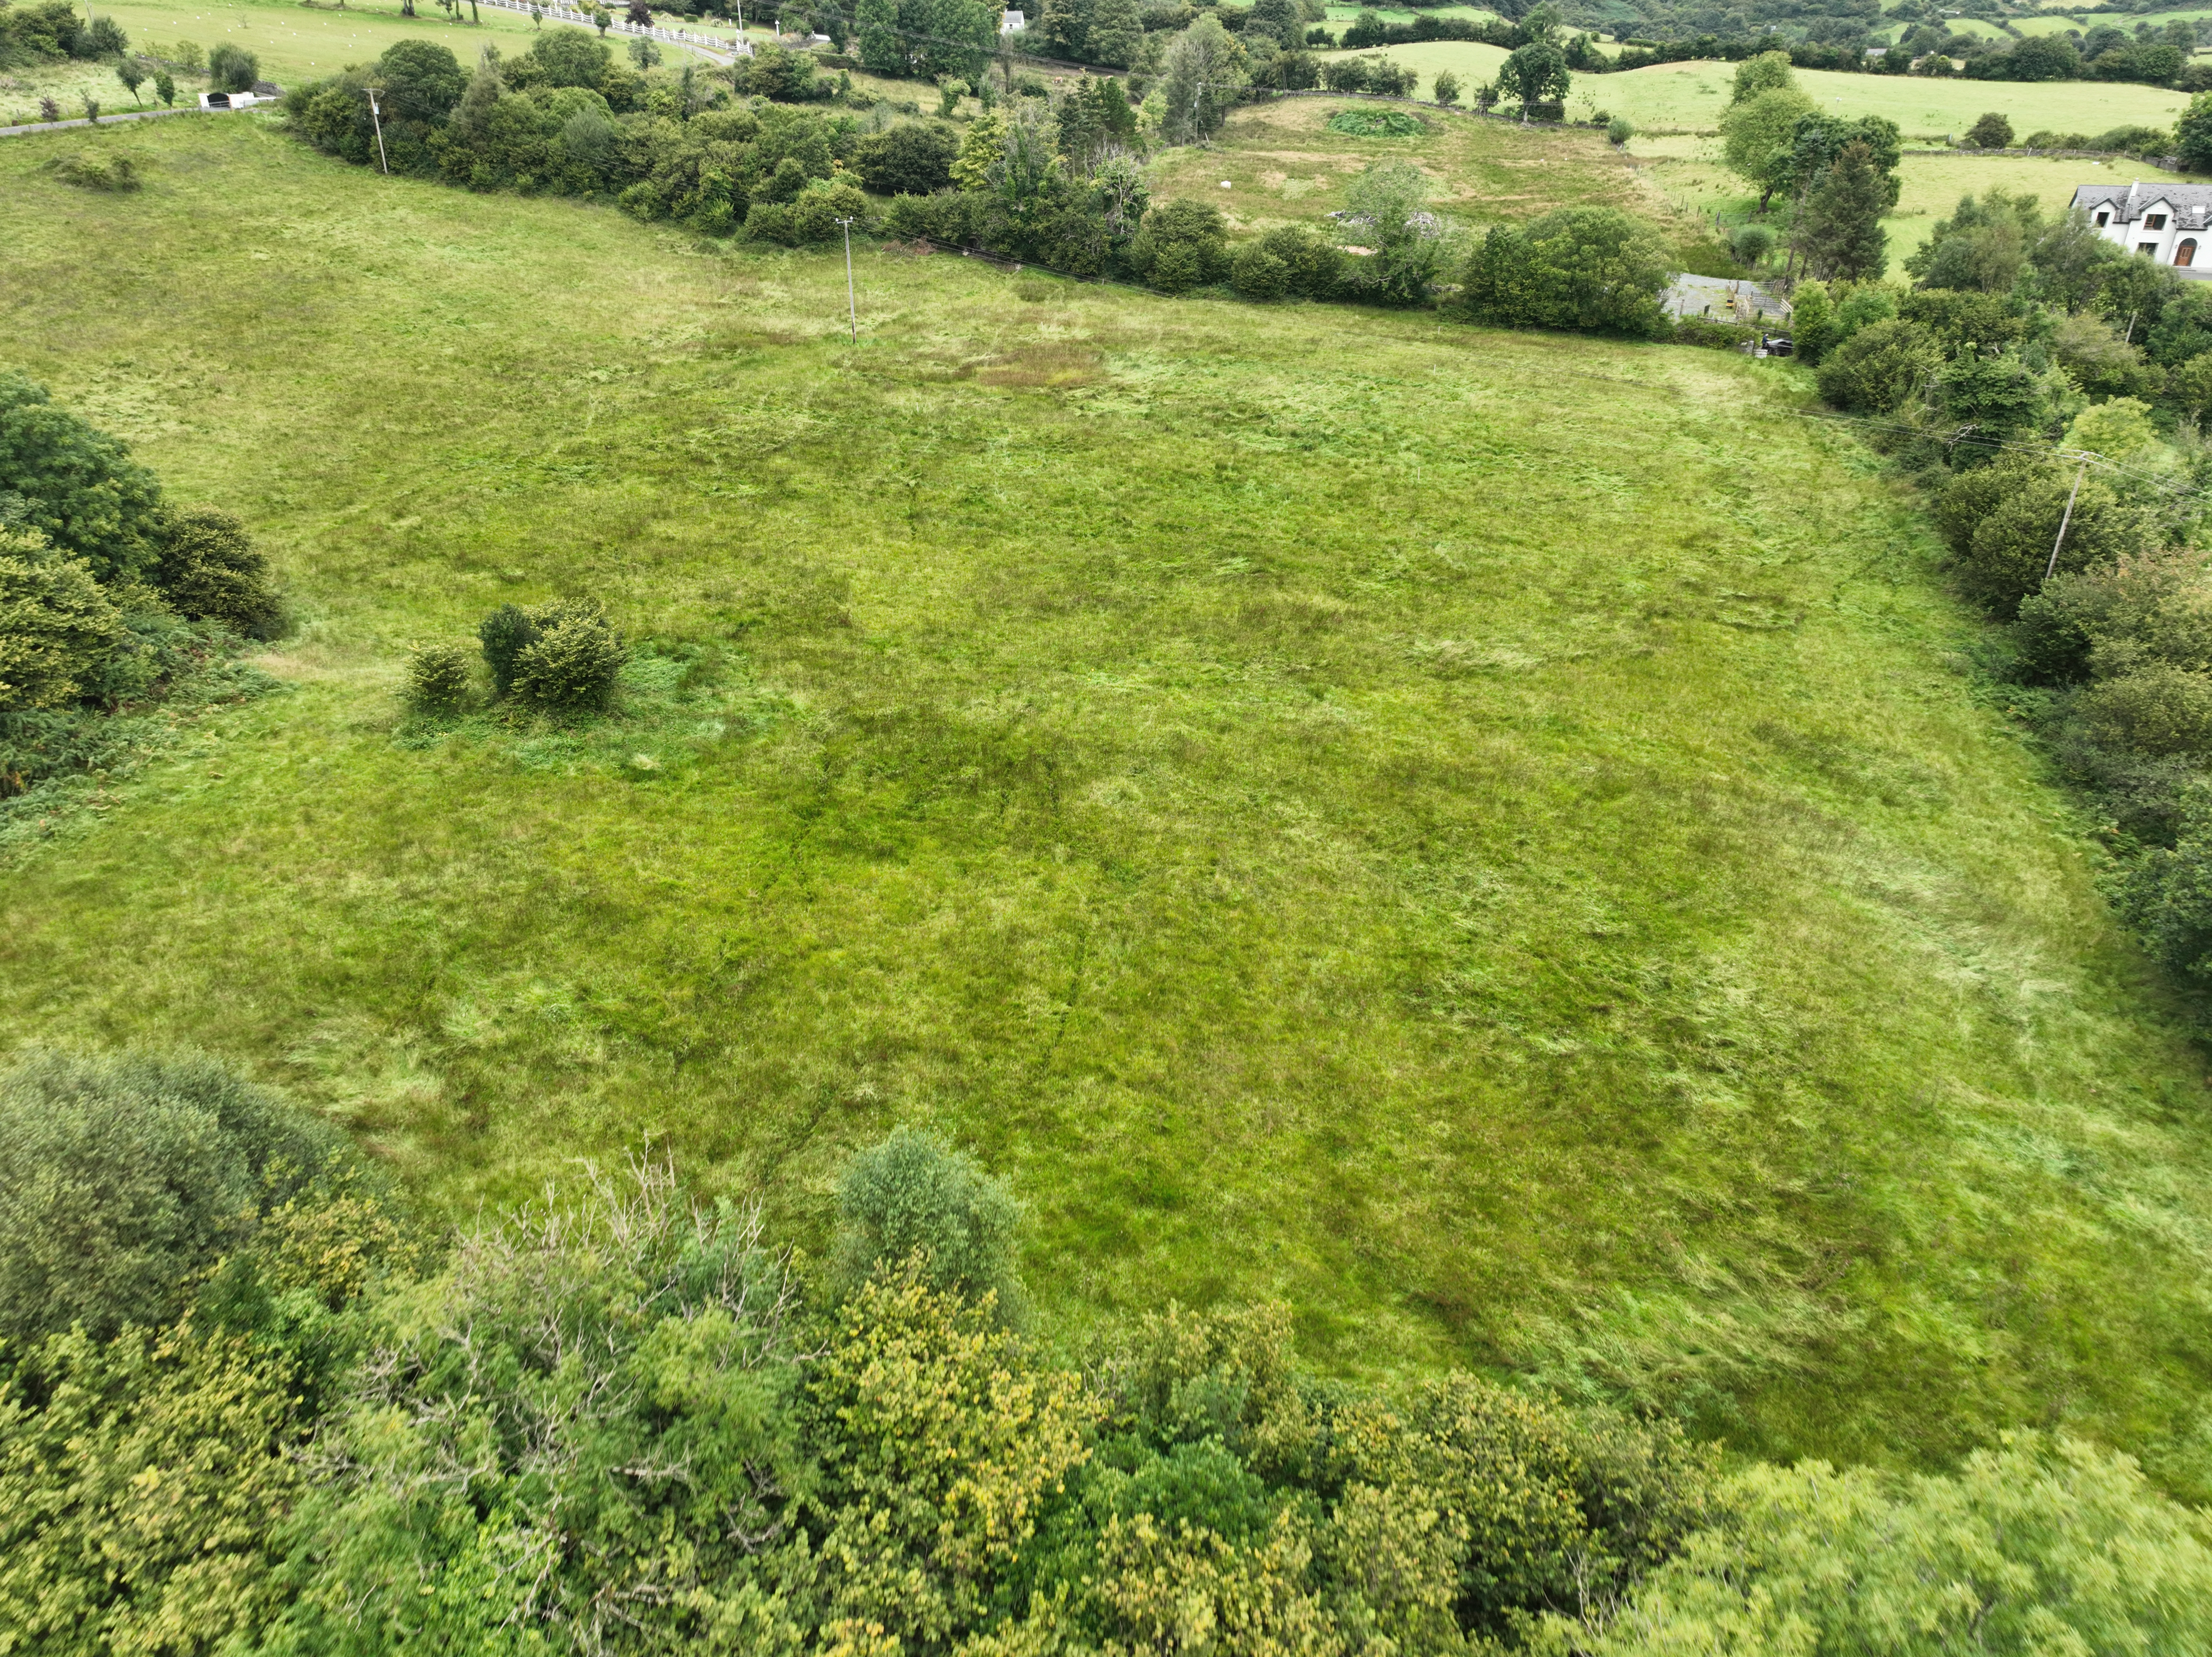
1796;140;1888;282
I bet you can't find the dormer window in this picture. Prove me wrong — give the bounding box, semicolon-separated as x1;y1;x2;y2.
2096;211;2111;226
2147;214;2169;230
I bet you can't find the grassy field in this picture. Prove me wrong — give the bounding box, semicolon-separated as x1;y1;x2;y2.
1147;93;1650;236
8;110;2212;1492
1629;136;2189;275
0;0;733;126
1320;4;1502;20
1589;59;2189;138
1318;40;1512;105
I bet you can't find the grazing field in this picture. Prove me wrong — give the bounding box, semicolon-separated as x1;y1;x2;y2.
0;0;730;126
1321;3;1503;21
1629;133;2188;274
1590;57;2189;138
8;111;2212;1493
1317;40;1513;106
1148;93;1652;237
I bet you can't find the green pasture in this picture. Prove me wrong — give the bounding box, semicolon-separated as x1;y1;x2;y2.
1316;39;1510;103
0;0;731;125
1591;57;2190;137
1320;4;1502;21
1941;17;2015;39
1148;93;1646;236
8;110;2212;1490
1886;149;2189;266
1629;136;2186;275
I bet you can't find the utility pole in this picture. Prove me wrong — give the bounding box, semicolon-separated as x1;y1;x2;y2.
2045;451;2092;583
837;217;858;341
364;87;389;173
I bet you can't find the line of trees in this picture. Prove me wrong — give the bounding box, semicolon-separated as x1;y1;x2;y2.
1595;15;2212;90
3;1047;2209;1654
1782;133;2212;989
0;0;121;67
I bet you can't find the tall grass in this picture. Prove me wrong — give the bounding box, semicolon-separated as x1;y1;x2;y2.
5;112;2212;1492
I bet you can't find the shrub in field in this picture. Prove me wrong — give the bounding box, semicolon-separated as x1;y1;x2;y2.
1253;222;1346;297
1336;158;1449;305
0;1048;351;1347
403;641;475;713
476;601;539;695
853;119;956;195
746;177;871;246
1964;110;2014;149
1608;114;1632;145
152;506;283;637
1574;1437;2212;1655
0;530;125;712
50;151;141;191
1326;106;1424;136
1937;459;2156;617
834;1125;1026;1316
1729;222;1774;268
2078;665;2212;758
269;1151;806;1654
509;601;624;713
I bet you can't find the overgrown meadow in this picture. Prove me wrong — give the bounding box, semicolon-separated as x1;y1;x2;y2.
7;109;2212;1492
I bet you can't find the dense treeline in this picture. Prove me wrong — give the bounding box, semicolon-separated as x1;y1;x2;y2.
2;1048;2209;1655
277;12;1676;335
1780;110;2212;990
0;0;122;67
0;375;284;827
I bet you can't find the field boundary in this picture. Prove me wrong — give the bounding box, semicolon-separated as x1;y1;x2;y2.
0;104;247;139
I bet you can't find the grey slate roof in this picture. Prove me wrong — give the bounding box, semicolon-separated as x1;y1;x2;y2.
2071;181;2212;231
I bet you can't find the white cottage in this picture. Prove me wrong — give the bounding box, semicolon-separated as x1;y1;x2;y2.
2070;181;2212;276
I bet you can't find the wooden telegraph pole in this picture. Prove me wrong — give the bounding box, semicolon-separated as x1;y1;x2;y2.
364;87;390;173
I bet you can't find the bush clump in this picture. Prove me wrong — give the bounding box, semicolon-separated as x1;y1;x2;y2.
1813;317;1941;413
833;1125;1026;1319
0;1048;352;1346
744;178;873;247
48;152;142;191
1127;198;1232;293
404;640;476;713
151;506;284;638
508;597;624;714
1325;106;1425;136
1460;206;1670;336
0;530;125;712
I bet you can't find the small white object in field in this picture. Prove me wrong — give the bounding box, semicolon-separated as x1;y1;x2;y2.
1220;179;1232;188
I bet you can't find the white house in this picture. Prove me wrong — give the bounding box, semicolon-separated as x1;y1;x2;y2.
1000;8;1026;31
2071;181;2212;276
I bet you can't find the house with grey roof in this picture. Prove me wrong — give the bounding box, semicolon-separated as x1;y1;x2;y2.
2070;181;2212;277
